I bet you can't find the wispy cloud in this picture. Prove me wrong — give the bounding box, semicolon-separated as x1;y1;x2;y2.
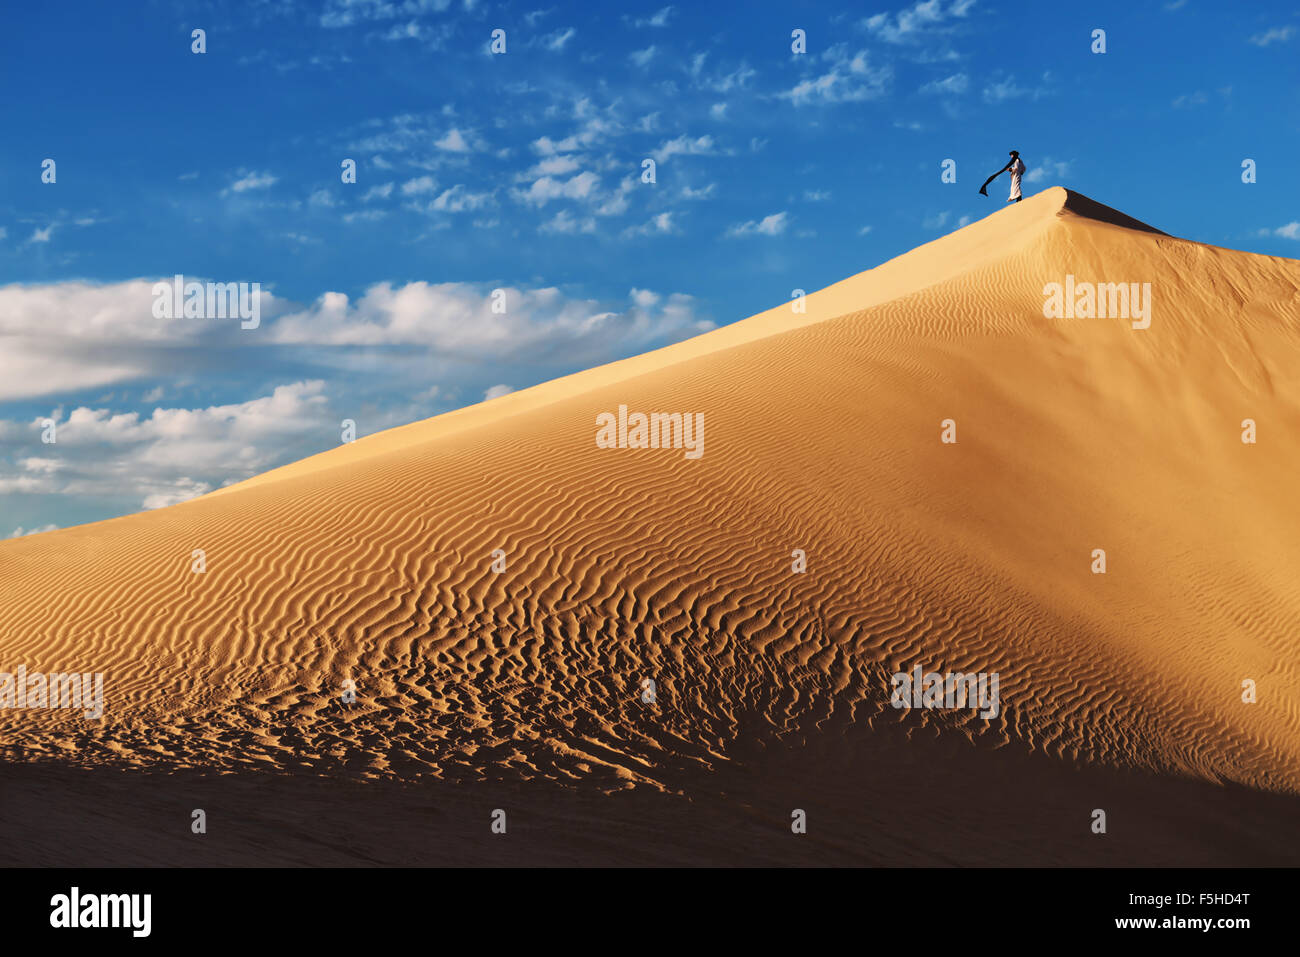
539;210;595;234
651;134;715;163
514;170;600;206
725;212;789;237
629;6;674;28
623;212;677;237
862;0;977;44
541;27;576;51
8;524;59;538
982;71;1052;103
225;170;278;194
401;175;438;195
1024;156;1071;183
918;72;968;95
320;0;455;29
435;128;477;152
1248;26;1294;47
780;46;892;104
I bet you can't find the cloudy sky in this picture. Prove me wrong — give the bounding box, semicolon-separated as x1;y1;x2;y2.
2;0;1298;535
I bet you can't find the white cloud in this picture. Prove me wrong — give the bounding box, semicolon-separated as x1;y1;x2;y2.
362;182;394;201
631;6;673;28
862;0;976;44
514;170;600;206
382;20;422;41
651;134;715;163
1249;26;1294;47
20;457;63;474
0;475;52;494
8;524;58;538
725;212;789;237
0;382;330;510
919;72;968;95
1024;157;1072;183
349;114;477;158
268;282;712;359
226;170;278;194
27;225;54;244
435;128;473;152
0;279;283;401
982;71;1052;103
483;384;514;400
539;210;596;234
542;27;575;50
780;47;892;104
630;46;657;67
1172;91;1208;109
143;478;213;510
320;0;454;28
525;155;583;178
693;59;757;94
429;184;494;212
623;212;677;237
528;108;618;156
401;175;438;195
1272;222;1300;240
595;180;634;217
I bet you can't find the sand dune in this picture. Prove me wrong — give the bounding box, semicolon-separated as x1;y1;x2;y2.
4;186;1300;865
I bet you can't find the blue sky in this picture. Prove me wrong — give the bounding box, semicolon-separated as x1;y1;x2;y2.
2;0;1298;534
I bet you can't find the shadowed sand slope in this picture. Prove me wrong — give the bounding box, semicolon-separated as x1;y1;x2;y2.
3;187;1300;865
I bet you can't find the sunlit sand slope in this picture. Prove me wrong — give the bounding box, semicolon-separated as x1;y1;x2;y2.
3;187;1299;865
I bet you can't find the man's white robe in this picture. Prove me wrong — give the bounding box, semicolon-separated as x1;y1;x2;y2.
1008;158;1026;200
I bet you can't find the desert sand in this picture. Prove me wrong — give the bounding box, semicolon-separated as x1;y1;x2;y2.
3;186;1299;866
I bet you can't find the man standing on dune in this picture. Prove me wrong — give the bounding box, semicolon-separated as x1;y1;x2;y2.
979;150;1026;203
